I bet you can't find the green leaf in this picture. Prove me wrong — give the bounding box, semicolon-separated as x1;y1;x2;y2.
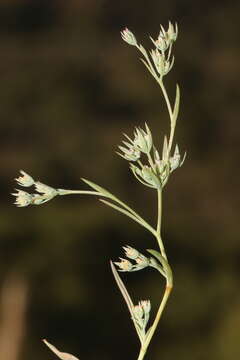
162;136;168;161
147;249;164;263
140;58;154;75
81;178;112;198
110;261;144;343
100;199;139;222
172;84;180;125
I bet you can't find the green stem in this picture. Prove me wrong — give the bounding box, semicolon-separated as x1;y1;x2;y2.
136;189;172;360
156;189;167;260
58;188;157;237
137;284;172;360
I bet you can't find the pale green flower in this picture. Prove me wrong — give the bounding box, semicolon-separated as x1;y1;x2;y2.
12;189;32;207
169;145;186;173
114;258;133;272
15;170;34;187
121;28;137;46
117;144;141;161
123;245;139;260
133;123;152;154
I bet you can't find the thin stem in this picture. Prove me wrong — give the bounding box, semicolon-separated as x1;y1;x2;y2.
137;285;172;360
156;189;167;260
158;80;173;121
58;188;157;237
136;189;172;360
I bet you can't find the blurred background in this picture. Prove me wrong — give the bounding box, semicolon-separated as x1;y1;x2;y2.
0;0;239;359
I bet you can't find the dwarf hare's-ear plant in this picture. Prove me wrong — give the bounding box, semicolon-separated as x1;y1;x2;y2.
12;21;185;360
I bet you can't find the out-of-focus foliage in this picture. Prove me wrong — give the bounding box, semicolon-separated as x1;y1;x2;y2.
0;1;240;360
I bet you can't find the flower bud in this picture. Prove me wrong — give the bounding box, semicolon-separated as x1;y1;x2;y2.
167;21;178;42
15;170;34;187
117;144;141;162
12;189;33;207
123;245;139;260
133;123;152;154
140;300;151;315
169;145;186;173
133;304;144;320
114;258;133;272
121;28;137;46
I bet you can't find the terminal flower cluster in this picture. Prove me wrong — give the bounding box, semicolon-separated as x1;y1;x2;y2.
12;170;58;207
121;22;178;79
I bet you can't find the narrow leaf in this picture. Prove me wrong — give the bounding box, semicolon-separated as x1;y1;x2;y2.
146;249;166;266
100;199;140;222
162;136;168;161
110;261;134;313
110;262;144;343
140;58;154;75
81;178;112;198
172;84;180;125
43;339;79;360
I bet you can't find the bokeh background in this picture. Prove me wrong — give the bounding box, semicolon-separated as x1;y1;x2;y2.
0;1;239;359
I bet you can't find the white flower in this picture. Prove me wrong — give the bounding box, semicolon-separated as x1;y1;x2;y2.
114;258;133;271
121;28;137;46
12;189;32;207
140;300;151;314
123;245;139;260
15;170;34;187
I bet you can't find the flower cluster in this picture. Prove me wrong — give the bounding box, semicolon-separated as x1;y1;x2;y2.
117;123;152;161
12;170;58;207
114;246;150;272
133;300;151;334
118;125;185;189
150;22;178;78
121;22;178;79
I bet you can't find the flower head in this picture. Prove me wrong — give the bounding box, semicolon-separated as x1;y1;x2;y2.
114;258;133;272
123;245;139;260
15;170;34;187
169;145;186;173
12;189;33;207
167;21;178;42
121;28;137;46
133;123;152;154
117;143;141;162
133;299;151;331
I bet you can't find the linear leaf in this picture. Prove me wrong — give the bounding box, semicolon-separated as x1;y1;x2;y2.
147;249;166;265
110;262;144;343
43;339;79;360
172;84;180;125
100;199;140;222
81;178;112;198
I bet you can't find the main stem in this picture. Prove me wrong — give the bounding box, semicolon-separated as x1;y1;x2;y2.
137;190;173;360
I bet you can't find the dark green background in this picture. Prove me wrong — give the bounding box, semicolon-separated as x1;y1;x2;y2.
0;1;240;359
